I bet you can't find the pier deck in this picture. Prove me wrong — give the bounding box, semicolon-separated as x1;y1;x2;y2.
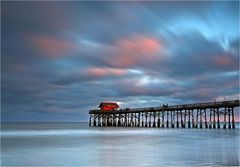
89;100;240;129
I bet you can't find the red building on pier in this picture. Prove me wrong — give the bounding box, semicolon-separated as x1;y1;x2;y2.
99;102;119;111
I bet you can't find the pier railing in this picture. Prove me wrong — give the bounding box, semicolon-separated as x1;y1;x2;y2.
89;100;239;129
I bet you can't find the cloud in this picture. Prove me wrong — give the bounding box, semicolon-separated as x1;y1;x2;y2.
51;66;130;86
213;54;236;67
106;36;163;68
1;1;239;122
76;35;165;69
87;67;127;77
145;32;239;79
28;35;78;57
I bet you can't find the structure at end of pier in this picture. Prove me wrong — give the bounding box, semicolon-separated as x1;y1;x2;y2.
89;100;240;129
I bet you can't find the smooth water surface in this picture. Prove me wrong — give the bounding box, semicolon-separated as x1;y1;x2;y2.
1;122;240;166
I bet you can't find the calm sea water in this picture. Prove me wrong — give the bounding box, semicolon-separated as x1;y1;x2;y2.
1;122;240;167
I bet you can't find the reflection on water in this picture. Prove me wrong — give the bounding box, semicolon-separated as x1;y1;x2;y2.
1;123;240;166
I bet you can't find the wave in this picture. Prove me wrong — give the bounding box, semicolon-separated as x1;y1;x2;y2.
1;129;152;137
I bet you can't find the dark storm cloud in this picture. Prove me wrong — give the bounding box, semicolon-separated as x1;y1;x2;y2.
1;1;239;121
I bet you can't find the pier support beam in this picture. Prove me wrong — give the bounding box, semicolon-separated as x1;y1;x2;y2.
114;114;117;126
223;108;227;129
137;113;140;127
98;114;102;126
183;110;186;128
195;110;199;128
145;112;148;127
171;111;175;128
200;110;203;129
209;109;212;129
188;110;191;128
232;108;235;129
176;111;179;128
153;112;156;127
228;108;231;129
118;114;121;126
102;114;105;126
135;113;137;127
204;109;208;128
127;113;131;126
124;113;127;126
180;111;183;128
107;114;110;126
93;114;96;126
161;112;165;128
149;112;152;127
192;110;194;128
217;108;220;129
157;112;160;127
130;113;133;127
213;109;216;129
89;114;92;126
166;112;169;128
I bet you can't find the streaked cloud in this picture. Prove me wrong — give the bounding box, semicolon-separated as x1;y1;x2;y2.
29;35;78;57
1;1;239;121
107;36;163;68
87;67;127;77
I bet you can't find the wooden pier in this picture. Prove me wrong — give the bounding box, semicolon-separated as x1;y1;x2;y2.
89;100;240;129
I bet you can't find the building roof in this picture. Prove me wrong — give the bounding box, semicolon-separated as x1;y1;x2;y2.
98;102;119;108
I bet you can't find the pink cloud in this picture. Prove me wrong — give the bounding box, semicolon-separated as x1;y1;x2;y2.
107;36;163;67
196;88;213;98
214;54;235;67
29;35;78;57
87;67;127;77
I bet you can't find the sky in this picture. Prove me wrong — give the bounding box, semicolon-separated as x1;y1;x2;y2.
1;1;239;122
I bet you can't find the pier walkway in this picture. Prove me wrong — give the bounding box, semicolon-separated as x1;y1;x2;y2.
89;100;239;129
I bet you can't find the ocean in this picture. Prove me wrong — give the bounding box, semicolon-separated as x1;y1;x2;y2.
1;122;240;167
